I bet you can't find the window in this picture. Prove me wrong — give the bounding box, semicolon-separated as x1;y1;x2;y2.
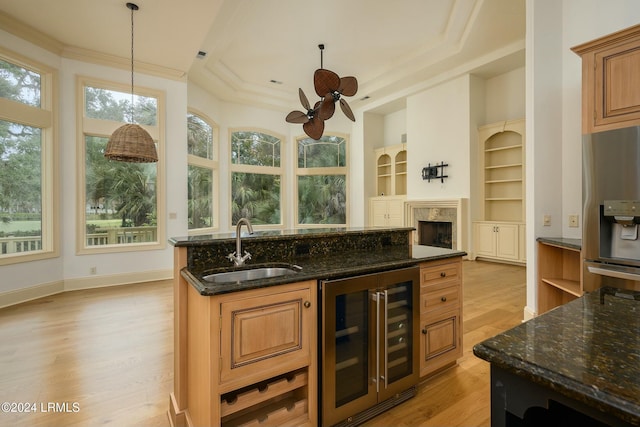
296;134;348;226
78;77;165;253
187;111;218;233
230;129;283;227
0;51;57;264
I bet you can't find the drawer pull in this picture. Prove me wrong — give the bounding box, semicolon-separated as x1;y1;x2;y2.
440;272;446;277
304;301;311;308
441;296;447;302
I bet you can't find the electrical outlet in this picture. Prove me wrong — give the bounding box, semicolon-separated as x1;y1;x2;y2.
543;215;551;226
90;266;97;275
569;214;579;227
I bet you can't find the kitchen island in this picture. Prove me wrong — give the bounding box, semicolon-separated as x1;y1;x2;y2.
473;287;640;426
168;226;466;427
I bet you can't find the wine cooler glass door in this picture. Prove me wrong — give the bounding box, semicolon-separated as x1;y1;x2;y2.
322;276;377;427
378;279;418;402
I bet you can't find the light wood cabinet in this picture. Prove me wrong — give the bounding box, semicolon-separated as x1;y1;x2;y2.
183;280;317;427
419;257;463;378
572;24;640;134
369;196;406;227
375;143;407;197
473;222;523;262
537;239;583;315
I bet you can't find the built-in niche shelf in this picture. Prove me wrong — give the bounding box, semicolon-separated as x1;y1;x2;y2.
473;119;526;263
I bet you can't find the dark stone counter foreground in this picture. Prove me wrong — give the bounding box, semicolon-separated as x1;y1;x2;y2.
474;287;640;426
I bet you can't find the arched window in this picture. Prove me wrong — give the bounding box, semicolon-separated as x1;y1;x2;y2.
188;111;218;233
229;129;283;227
295;134;348;226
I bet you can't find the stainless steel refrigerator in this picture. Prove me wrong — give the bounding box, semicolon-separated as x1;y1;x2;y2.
582;125;640;291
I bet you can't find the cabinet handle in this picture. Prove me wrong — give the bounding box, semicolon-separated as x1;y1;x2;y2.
303;301;311;308
440;272;446;277
441;296;447;302
421;328;427;334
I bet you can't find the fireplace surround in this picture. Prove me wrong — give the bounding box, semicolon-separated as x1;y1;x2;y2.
406;199;467;252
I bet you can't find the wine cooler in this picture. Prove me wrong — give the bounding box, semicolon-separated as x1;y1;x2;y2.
320;266;420;426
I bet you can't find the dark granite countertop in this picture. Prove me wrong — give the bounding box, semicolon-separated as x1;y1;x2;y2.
473;287;640;425
183;244;465;296
169;226;415;247
536;236;582;251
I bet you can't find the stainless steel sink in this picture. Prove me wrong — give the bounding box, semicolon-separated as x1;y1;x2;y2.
203;265;301;283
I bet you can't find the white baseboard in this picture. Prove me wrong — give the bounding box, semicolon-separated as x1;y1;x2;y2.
523;305;536;321
0;269;173;308
64;269;173;291
0;280;65;309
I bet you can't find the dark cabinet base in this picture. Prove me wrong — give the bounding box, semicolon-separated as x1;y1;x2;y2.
490;365;636;427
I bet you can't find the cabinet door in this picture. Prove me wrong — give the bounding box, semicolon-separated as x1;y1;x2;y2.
370;199;389;226
495;224;519;260
219;285;313;385
387;199;405;226
420;309;462;377
474;222;497;257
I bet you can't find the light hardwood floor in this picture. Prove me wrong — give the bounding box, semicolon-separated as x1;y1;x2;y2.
0;260;525;427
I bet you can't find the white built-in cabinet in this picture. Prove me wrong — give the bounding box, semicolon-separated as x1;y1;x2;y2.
473;119;526;263
370;143;407;227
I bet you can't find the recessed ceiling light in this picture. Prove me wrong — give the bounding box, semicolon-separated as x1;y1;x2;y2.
270;79;283;84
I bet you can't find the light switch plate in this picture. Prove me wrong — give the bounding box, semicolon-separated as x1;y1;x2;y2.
543;215;551;226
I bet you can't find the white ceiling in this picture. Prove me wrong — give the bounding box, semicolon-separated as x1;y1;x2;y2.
0;0;525;114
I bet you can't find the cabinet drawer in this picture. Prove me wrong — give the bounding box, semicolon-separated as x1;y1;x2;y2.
420;261;460;287
420;284;460;314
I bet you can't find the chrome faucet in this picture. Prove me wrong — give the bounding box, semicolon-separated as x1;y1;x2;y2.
227;218;254;266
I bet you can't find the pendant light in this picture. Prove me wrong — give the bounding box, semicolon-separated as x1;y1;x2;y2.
104;2;158;163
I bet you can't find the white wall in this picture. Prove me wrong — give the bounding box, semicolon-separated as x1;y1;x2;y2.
406;75;472;201
383;110;407;147
484;67;526;124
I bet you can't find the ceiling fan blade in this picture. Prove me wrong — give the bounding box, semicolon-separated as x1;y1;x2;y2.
286;110;309;124
318;96;336;120
339;98;355;121
314;68;340;97
299;88;311;110
303;117;324;140
338;76;358;97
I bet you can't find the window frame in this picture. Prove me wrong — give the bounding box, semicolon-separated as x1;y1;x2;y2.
294;132;349;228
0;48;59;265
76;76;165;254
187;109;219;234
228;127;285;230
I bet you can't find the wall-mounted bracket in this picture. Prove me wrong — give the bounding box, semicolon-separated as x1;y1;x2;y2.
422;162;448;183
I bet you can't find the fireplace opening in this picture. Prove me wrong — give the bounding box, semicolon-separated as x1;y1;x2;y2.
419;221;452;249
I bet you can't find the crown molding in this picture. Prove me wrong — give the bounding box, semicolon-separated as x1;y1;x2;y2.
62;46;187;81
0;11;186;81
0;11;64;54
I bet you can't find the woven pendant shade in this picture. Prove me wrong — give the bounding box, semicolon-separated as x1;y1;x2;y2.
105;123;158;163
105;2;158;163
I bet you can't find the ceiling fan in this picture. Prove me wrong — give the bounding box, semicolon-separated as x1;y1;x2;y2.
286;44;358;139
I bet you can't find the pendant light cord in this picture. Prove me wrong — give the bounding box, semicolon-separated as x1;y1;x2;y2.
130;3;135;123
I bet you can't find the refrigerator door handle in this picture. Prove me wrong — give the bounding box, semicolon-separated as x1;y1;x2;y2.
587;264;640;281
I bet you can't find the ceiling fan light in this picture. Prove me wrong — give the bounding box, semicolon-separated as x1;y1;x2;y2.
105;123;158;163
